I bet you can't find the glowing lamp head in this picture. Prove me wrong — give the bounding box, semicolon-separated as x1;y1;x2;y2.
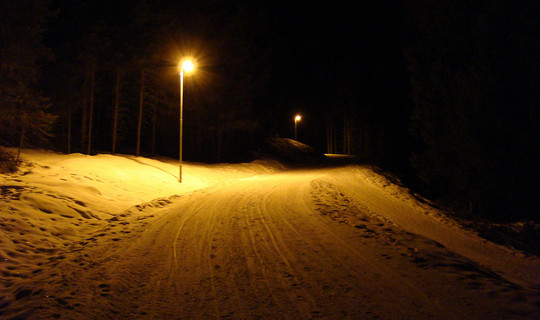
295;115;301;122
179;59;195;73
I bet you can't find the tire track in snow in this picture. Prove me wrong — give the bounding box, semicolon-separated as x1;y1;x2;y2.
265;178;370;279
13;168;538;320
219;173;455;319
200;194;221;320
309;175;538;319
240;199;287;314
253;189;319;319
311;178;470;317
172;206;196;268
167;188;223;319
253;174;446;319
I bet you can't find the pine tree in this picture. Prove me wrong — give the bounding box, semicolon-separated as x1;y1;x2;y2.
0;1;56;159
406;0;540;219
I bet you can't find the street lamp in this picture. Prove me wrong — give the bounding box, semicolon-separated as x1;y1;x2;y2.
294;114;301;141
178;58;195;183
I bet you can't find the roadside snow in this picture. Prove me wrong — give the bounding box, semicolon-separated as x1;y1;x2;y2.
0;149;283;295
323;166;540;288
0;149;538;319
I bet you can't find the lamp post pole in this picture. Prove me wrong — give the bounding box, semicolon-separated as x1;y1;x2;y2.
294;115;301;141
178;59;195;183
179;68;184;182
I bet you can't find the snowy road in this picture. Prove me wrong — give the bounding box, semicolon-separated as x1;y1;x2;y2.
10;166;540;319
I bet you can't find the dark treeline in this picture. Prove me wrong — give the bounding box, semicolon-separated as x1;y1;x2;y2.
282;0;539;221
1;0;267;161
405;0;539;220
0;1;56;161
1;1;538;221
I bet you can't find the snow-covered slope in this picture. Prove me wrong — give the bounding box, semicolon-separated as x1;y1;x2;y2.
0;149;283;299
0;149;538;319
323;166;540;288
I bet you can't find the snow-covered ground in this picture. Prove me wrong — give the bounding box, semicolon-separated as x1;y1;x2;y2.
1;149;538;319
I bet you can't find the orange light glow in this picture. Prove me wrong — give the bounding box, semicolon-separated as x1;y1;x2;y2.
179;59;195;73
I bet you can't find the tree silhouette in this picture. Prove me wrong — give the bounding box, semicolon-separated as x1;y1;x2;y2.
0;1;56;159
406;0;540;219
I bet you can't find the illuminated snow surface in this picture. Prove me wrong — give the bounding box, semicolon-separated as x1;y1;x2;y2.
1;149;538;319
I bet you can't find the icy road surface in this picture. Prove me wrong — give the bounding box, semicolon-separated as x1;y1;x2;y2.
2;158;539;319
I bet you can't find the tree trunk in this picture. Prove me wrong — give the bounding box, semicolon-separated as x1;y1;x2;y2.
347;119;352;155
343;114;352;155
112;71;120;154
67;104;72;154
151;102;156;156
136;69;144;157
326;117;332;154
217;128;223;160
80;87;88;153
16;125;25;163
343;118;347;155
196;111;203;158
87;57;96;155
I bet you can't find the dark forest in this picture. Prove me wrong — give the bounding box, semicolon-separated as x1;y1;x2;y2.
1;0;538;221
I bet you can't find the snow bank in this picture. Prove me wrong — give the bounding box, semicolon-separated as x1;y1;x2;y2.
323;165;540;288
0;148;283;298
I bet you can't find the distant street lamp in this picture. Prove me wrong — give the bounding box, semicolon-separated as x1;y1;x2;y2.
178;59;195;183
294;114;301;141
